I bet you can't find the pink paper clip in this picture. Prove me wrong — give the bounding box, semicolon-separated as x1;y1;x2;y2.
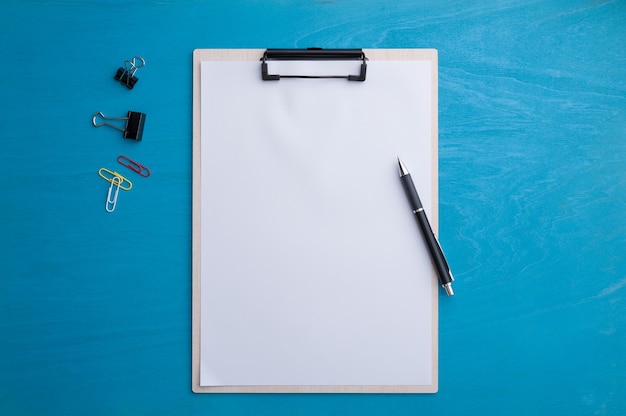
117;155;151;177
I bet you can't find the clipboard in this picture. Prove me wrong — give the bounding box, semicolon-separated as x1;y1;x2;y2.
192;48;439;393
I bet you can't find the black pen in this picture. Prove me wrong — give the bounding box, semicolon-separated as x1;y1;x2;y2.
398;157;454;296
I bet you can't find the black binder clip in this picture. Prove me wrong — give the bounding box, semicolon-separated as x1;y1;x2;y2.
114;56;145;89
92;111;146;141
261;48;367;81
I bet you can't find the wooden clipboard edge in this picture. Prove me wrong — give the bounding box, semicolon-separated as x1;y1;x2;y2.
192;48;439;394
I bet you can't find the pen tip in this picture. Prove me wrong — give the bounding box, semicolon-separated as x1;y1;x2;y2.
397;157;409;176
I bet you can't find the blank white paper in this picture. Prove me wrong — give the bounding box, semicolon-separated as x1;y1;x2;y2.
199;59;435;387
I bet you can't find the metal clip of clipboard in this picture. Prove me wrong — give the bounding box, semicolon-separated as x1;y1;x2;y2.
261;48;368;81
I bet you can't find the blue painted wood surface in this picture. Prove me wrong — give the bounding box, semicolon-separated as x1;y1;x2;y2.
1;1;625;414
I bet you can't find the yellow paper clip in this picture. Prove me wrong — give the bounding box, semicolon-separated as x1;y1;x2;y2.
106;176;122;212
98;168;133;191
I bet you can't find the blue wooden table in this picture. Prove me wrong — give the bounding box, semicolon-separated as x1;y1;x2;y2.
1;1;625;414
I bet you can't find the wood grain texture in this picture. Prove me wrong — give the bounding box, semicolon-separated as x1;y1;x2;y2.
0;0;625;415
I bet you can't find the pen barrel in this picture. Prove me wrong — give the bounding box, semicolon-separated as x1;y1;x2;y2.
413;210;452;285
401;173;452;286
400;173;424;210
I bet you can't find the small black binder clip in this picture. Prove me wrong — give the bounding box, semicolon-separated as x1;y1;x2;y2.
261;48;368;81
114;56;145;89
92;111;146;141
